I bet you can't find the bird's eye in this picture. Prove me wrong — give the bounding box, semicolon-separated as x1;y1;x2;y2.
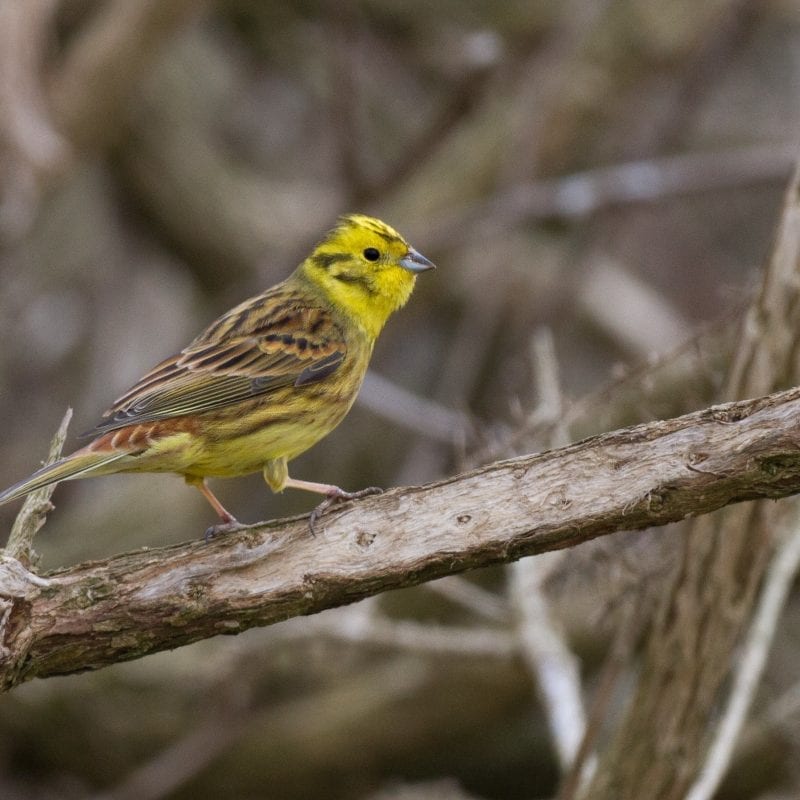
363;247;380;262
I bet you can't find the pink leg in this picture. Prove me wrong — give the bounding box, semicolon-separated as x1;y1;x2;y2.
283;477;347;496
192;478;237;523
283;477;382;535
186;477;244;540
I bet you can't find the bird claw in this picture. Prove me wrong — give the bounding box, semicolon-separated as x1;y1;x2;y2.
308;486;383;536
204;518;246;542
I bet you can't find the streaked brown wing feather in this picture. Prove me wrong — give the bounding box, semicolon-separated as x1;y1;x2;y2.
91;298;346;434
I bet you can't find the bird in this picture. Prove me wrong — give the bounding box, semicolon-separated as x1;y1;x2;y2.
0;214;435;535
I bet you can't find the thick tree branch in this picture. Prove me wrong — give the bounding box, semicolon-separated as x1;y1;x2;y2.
4;386;800;689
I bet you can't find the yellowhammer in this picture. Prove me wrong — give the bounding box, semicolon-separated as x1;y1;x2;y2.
0;214;434;534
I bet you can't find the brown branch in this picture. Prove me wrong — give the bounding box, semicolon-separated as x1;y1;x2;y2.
4;386;800;689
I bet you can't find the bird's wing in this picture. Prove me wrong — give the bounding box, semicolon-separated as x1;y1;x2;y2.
90;304;346;434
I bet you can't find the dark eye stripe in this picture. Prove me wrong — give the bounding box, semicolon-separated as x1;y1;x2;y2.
312;252;351;269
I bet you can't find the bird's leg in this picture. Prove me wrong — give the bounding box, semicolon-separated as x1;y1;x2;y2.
262;460;382;534
282;477;383;536
185;477;244;540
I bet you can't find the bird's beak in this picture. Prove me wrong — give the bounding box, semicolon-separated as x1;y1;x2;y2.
400;247;436;273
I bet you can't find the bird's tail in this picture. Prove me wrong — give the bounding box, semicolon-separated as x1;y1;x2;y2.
0;450;128;507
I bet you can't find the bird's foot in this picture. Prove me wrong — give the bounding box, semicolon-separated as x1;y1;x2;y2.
204;516;247;542
308;486;383;536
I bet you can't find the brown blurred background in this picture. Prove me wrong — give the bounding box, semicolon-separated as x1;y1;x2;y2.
1;1;799;798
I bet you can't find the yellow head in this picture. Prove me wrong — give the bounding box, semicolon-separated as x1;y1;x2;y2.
299;214;435;340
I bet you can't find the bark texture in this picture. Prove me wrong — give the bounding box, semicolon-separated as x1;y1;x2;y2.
4;385;800;690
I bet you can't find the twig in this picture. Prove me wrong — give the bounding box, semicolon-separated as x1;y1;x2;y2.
528;328;568;445
4;408;72;567
684;502;800;800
